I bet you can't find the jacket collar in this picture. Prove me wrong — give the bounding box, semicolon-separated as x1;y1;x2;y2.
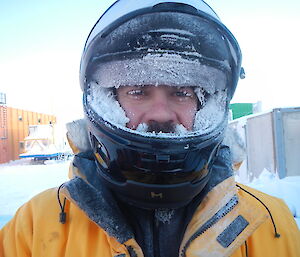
62;154;134;244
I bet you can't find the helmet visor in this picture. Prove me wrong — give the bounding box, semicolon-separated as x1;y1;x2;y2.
85;0;220;49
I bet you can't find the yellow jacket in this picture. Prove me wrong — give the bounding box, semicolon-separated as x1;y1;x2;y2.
1;174;299;257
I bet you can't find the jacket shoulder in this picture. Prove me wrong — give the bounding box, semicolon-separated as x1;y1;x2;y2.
1;188;113;257
5;187;99;229
1;188;61;230
236;183;300;257
237;183;294;219
238;183;288;206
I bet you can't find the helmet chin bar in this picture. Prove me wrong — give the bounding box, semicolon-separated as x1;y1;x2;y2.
99;167;211;209
94;139;222;209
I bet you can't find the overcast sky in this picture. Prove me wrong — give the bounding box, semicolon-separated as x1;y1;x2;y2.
1;0;299;123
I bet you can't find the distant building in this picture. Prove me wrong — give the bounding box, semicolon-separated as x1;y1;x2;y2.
0;93;56;164
230;101;262;120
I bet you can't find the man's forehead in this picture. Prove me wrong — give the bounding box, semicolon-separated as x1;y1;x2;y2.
116;84;195;89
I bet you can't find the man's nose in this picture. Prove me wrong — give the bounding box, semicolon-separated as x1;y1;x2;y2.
144;94;177;123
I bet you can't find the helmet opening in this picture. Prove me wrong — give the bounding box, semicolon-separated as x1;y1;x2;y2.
87;80;228;138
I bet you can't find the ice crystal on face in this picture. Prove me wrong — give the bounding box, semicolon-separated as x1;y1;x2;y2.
175;124;188;134
136;123;148;132
194;87;206;106
155;208;175;224
193;90;227;134
136;122;188;135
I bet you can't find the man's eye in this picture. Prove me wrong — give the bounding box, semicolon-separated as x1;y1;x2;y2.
127;89;144;96
175;91;193;97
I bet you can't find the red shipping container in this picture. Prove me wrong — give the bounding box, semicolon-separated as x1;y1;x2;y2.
0;105;9;164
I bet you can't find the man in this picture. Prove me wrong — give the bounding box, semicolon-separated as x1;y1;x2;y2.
1;0;299;256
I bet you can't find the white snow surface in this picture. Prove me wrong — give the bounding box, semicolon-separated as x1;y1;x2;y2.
1;161;299;230
236;169;300;229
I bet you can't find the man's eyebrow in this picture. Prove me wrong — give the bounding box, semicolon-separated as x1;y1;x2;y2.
123;85;149;87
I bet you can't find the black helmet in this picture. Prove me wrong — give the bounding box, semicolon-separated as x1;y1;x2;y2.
80;0;242;209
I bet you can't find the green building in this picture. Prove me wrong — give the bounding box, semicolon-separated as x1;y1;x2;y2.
229;103;254;120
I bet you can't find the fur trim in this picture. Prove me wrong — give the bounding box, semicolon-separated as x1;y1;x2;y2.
66;119;91;153
223;126;246;165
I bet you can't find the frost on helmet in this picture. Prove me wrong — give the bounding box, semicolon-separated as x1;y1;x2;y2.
193;89;228;134
92;52;228;92
87;82;129;127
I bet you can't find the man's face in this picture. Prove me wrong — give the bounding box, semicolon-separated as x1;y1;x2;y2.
116;85;198;132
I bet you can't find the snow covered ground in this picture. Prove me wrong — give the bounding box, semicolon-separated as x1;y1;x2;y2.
0;160;299;230
0;159;69;228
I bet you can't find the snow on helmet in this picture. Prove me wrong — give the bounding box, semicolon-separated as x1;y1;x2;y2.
80;0;242;209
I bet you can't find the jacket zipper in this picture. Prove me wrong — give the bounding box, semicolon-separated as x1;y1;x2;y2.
180;195;239;257
153;210;160;257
